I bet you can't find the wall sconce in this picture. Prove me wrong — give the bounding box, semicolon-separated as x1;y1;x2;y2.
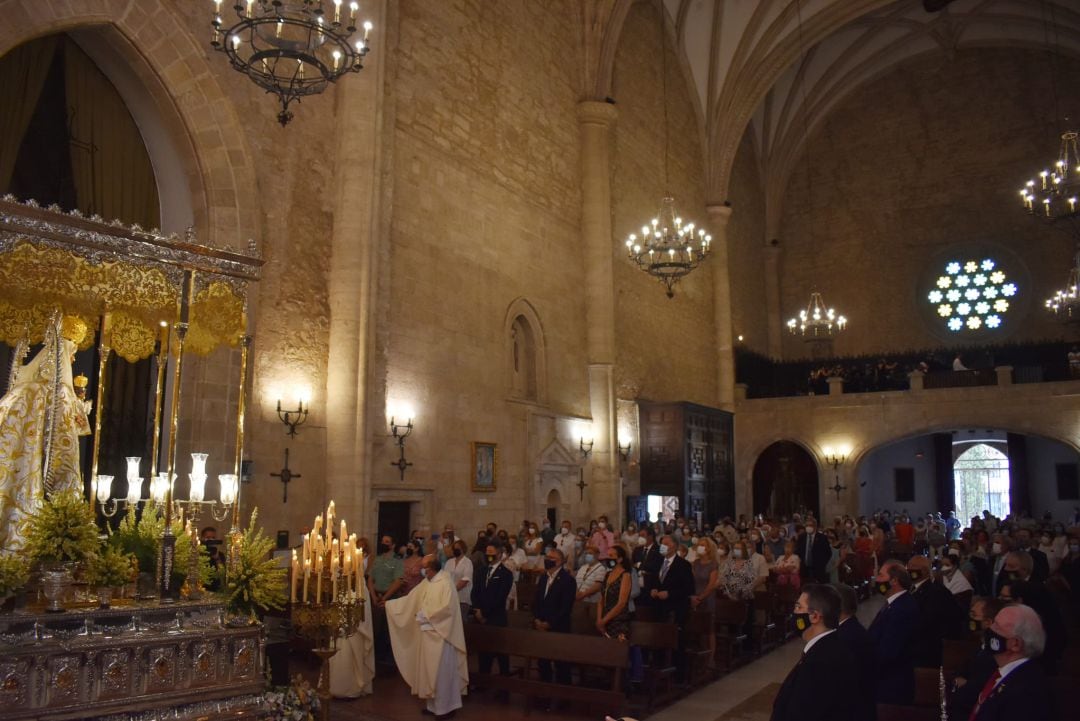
94;456;145;518
277;389;310;437
822;445;851;500
617;432;632;462
388;402;414;481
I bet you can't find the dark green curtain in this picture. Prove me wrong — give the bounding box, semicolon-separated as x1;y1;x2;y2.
934;432;955;512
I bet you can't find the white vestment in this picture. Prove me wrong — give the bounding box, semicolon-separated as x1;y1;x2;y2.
328;591;375;697
386;569;468;714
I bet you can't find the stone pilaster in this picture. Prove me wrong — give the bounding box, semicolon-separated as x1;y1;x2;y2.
707;204;735;410
764;243;783;356
578;100;619;523
325;0;389;533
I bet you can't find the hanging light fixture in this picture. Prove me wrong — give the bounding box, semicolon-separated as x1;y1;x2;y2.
1044;247;1080;320
210;0;373;126
1019;131;1080;228
784;0;848;341
623;0;711;298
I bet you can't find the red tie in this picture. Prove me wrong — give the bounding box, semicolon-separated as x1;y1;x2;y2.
968;669;1001;721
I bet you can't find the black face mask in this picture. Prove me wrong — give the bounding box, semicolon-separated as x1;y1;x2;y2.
984;628;1009;654
452;548;462;558
405;548;415;557
603;559;617;569
485;554;497;564
877;581;891;596
379;543;392;554
543;558;557;570
792;612;812;633
909;570;923;581
969;619;979;632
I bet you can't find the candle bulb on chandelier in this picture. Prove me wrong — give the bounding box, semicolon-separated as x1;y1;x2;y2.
363;20;373;41
291;550;298;603
349;1;359;27
333;0;342;24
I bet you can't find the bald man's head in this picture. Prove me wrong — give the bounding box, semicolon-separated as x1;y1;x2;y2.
990;604;1045;661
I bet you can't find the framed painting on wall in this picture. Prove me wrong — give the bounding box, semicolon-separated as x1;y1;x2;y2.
471;441;497;492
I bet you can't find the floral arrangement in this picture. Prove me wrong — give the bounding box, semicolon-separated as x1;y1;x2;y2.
24;489;99;567
85;545;134;588
265;674;319;721
0;553;30;597
219;508;286;618
110;502;212;590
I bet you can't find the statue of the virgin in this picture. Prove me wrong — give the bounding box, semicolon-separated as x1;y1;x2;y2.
0;314;91;550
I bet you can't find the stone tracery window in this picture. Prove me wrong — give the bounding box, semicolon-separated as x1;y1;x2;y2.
926;257;1017;333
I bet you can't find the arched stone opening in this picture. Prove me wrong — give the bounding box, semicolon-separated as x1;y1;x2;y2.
752;440;819;520
504;298;547;405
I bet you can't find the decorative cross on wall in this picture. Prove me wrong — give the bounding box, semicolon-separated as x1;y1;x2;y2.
271;448;301;502
576;467;588;501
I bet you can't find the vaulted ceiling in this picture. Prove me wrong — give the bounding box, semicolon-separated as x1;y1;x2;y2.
646;0;1080;207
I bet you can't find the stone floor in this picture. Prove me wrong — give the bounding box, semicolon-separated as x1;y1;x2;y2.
310;596;886;721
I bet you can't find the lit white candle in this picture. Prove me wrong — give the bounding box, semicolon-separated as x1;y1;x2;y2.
303;558;311;602
291;550;298;603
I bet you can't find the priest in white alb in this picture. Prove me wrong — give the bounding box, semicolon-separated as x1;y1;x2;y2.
386;554;468;719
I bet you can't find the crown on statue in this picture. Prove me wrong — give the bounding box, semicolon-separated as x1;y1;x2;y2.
73;374;89;389
60;315;89;344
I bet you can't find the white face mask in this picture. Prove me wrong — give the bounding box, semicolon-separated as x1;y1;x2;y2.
732;549;744;559
637;536;646;546
561;527;570;535
658;544;670;557
696;545;705;555
992;543;1002;554
598;522;607;530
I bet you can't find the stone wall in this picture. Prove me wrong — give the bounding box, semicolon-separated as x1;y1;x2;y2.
611;1;715;405
378;0;591;535
726;131;769;355
777;48;1078;359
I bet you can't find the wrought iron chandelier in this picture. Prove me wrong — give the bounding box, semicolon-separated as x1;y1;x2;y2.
787;291;847;337
1044;247;1080;320
210;0;373;126
785;1;847;340
624;0;710;298
1019;131;1080;230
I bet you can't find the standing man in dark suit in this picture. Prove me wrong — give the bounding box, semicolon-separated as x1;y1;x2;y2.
833;583;876;721
770;584;856;721
1013;529;1049;584
471;542;514;676
907;555;965;668
634;527;662;607
532;548;576;684
970;604;1052;720
869;560;920;705
651;535;694;626
796;520;832;584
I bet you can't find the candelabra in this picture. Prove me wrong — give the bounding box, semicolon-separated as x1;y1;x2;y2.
822;446;849;501
389;411;414;480
93;456;147;518
291;501;366;721
277;397;309;437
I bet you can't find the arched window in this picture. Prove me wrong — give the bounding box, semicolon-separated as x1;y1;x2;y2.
954;443;1010;522
504;298;546;404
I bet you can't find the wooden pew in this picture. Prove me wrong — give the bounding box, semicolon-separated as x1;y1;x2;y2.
713;598;750;671
877;704;938;721
941;638;978;679
464;623;629;713
682;609;715;686
912;667;941;707
629;620;679;709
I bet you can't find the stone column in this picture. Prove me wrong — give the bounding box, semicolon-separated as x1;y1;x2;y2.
707;204;735;409
578;100;619;523
764;244;783;356
325;0;389;533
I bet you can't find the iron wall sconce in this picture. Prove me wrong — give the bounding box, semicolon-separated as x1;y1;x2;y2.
822;446;849;500
277;398;309;437
579;437;594;459
618;439;632;462
389;413;414;480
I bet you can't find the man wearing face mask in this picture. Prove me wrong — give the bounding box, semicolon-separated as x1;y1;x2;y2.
471;543;513;677
769;584;856;721
1012;529;1049;584
990;534;1012;596
948;597;1003;719
372;535;405;665
386;555;469;720
966;605;1052;720
554;520;577;569
635;527;663;607
868;560;919;705
589;515;615;557
532;549;576;684
1000;550;1066;673
575;544;606;603
907;555;965;668
651;535;694;626
833;583;876;721
796;520;832;584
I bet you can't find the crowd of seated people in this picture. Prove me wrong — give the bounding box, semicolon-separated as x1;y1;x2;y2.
360;507;1080;719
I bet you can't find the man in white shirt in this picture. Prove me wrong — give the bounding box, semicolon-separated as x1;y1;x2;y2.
574;544;606;603
554;519;577;569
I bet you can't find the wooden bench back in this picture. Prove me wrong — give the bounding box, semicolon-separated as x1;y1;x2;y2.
464;624;629;669
629;620;678;650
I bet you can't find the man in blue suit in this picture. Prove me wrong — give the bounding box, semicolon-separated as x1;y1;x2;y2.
471;542;514;676
532;548;576;684
833;583;876;721
868;560;919;705
970;604;1052;720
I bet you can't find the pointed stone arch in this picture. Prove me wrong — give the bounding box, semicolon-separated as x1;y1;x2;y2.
0;0;258;244
504;297;548;405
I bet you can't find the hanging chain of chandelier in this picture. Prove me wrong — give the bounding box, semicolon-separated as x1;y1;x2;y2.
787;291;847;337
1020;131;1080;321
211;0;373;126
625;198;712;299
